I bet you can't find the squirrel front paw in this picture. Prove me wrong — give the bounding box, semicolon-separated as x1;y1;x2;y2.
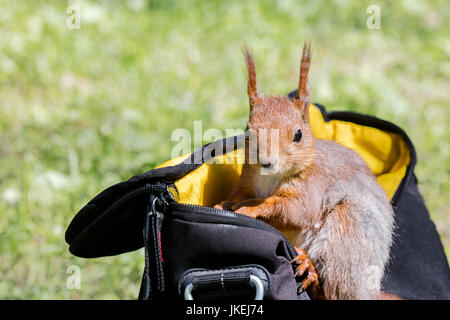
214;200;260;218
213;201;235;211
231;200;264;218
233;205;260;218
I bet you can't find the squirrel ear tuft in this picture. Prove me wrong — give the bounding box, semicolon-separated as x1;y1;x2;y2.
296;40;312;122
243;45;258;107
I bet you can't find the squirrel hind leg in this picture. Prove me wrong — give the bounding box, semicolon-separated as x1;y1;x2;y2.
291;247;323;299
309;200;388;300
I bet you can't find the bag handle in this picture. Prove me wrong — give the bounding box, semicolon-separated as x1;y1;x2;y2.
179;266;270;300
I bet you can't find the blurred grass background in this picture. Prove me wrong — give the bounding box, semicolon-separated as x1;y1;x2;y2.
0;0;448;299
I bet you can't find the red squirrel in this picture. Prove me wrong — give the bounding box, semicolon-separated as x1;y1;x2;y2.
214;42;395;300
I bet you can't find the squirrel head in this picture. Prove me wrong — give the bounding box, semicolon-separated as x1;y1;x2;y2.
244;41;316;176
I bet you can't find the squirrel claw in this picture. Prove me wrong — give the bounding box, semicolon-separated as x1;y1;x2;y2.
297;272;319;295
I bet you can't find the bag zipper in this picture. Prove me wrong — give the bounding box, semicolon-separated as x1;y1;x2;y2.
169;202;298;260
72;183;297;268
97;184;294;256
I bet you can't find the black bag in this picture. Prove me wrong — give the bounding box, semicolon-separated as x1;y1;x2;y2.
65;97;450;300
65;150;309;300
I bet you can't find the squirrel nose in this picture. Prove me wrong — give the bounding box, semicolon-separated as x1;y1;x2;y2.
261;162;272;168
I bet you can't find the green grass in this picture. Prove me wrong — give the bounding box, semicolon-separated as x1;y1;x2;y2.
0;0;448;299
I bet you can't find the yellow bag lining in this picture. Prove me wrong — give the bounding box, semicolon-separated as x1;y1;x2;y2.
157;105;410;206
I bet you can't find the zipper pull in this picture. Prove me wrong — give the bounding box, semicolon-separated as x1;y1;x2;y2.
143;192;168;298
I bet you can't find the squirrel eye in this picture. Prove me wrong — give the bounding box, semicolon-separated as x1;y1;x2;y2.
293;129;302;142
